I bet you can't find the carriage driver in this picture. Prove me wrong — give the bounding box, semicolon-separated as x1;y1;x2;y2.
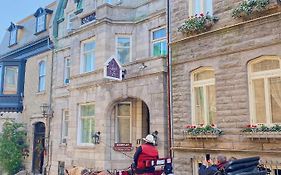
133;134;159;175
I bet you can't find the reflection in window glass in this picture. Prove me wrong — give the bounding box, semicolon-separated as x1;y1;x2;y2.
117;37;131;64
36;15;46;33
152;28;167;57
38;61;46;92
81;39;95;73
80;104;95;144
3;66;18;94
10;30;17;45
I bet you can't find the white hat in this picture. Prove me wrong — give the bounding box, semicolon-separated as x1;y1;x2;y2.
143;134;155;144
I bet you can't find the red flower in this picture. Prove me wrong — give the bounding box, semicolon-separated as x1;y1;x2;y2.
185;125;191;128
200;13;204;17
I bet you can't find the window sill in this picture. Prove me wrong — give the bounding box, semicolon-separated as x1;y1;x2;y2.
242;132;281;139
34;29;47;35
36;91;46;95
183;134;220;139
74;9;83;15
8;42;18;47
57;18;65;23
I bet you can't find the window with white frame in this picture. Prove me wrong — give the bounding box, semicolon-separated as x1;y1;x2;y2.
78;104;95;144
64;57;70;84
189;0;213;16
248;56;281;124
67;11;75;31
38;61;46;92
61;110;69;143
191;68;216;125
116;36;131;64
36;14;46;33
115;102;131;143
9;29;17;46
3;66;18;94
151;28;167;57
80;38;96;73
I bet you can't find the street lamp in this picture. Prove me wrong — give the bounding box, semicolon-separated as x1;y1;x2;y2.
40;103;49;117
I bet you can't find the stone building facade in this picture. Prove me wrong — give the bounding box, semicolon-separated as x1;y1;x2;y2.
49;0;168;174
0;2;56;174
170;0;281;174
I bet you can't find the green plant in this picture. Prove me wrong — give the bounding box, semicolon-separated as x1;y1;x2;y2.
178;13;219;35
184;124;223;136
242;124;281;132
232;0;270;18
0;121;28;175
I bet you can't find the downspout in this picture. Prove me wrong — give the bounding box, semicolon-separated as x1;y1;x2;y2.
45;37;55;175
166;0;173;158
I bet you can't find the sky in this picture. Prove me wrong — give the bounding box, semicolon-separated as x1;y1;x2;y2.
0;0;55;41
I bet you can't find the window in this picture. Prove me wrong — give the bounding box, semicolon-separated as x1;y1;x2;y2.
0;66;2;87
116;36;131;64
78;104;95;144
64;57;70;84
38;61;46;92
3;66;18;94
67;12;75;31
151;28;167;57
61;110;69;143
191;68;216;125
9;29;17;46
36;14;46;33
76;0;83;11
189;0;213;16
115;102;132;143
248;56;281;124
80;38;96;73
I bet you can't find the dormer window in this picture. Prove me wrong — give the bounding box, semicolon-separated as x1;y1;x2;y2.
7;23;23;47
34;8;53;34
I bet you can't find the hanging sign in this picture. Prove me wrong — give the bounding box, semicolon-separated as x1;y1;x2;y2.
104;56;123;81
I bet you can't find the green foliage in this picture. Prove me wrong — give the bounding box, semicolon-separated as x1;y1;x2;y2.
184;125;224;136
178;13;219;35
0;121;28;175
242;124;281;132
232;0;270;18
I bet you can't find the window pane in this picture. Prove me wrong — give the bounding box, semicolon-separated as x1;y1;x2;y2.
252;60;280;72
117;117;130;143
81;105;95;116
81;118;94;143
270;77;281;123
83;53;94;72
194;70;215;81
84;42;95;52
39;76;46;91
193;0;202;15
117;48;130;64
195;87;205;125
117;37;130;47
153;41;167;57
39;62;46;76
153;28;166;40
117;103;130;116
253;79;266;123
207;85;216;124
0;66;2;87
204;0;213;14
3;66;18;94
10;30;17;45
37;15;45;32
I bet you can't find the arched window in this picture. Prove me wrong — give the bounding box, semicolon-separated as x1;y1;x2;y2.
248;56;281;124
191;68;216;125
38;61;46;92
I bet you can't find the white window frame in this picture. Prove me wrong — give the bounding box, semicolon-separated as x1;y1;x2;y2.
248;56;281;125
80;37;96;73
9;29;17;46
64;57;70;85
115;102;132;143
115;35;132;64
61;110;69;144
66;11;75;31
3;66;19;95
77;103;95;146
189;0;213;16
36;14;46;33
38;60;46;92
151;27;167;57
191;67;216;125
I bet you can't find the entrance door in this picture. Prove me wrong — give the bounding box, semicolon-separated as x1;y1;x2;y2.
32;122;45;174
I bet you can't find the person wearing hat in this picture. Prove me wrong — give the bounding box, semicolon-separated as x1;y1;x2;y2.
133;134;159;175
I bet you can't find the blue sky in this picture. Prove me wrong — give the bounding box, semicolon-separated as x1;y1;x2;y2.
0;0;55;41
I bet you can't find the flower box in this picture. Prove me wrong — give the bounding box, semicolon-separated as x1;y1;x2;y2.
183;124;223;139
241;124;281;139
242;132;281;139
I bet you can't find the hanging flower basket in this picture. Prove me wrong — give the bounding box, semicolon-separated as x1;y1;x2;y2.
183;124;223;139
232;0;270;19
241;124;281;139
178;13;219;36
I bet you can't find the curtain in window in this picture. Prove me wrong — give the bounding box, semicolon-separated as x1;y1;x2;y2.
117;37;130;64
116;103;131;143
270;77;281;123
80;105;95;143
3;66;18;94
253;79;266;123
